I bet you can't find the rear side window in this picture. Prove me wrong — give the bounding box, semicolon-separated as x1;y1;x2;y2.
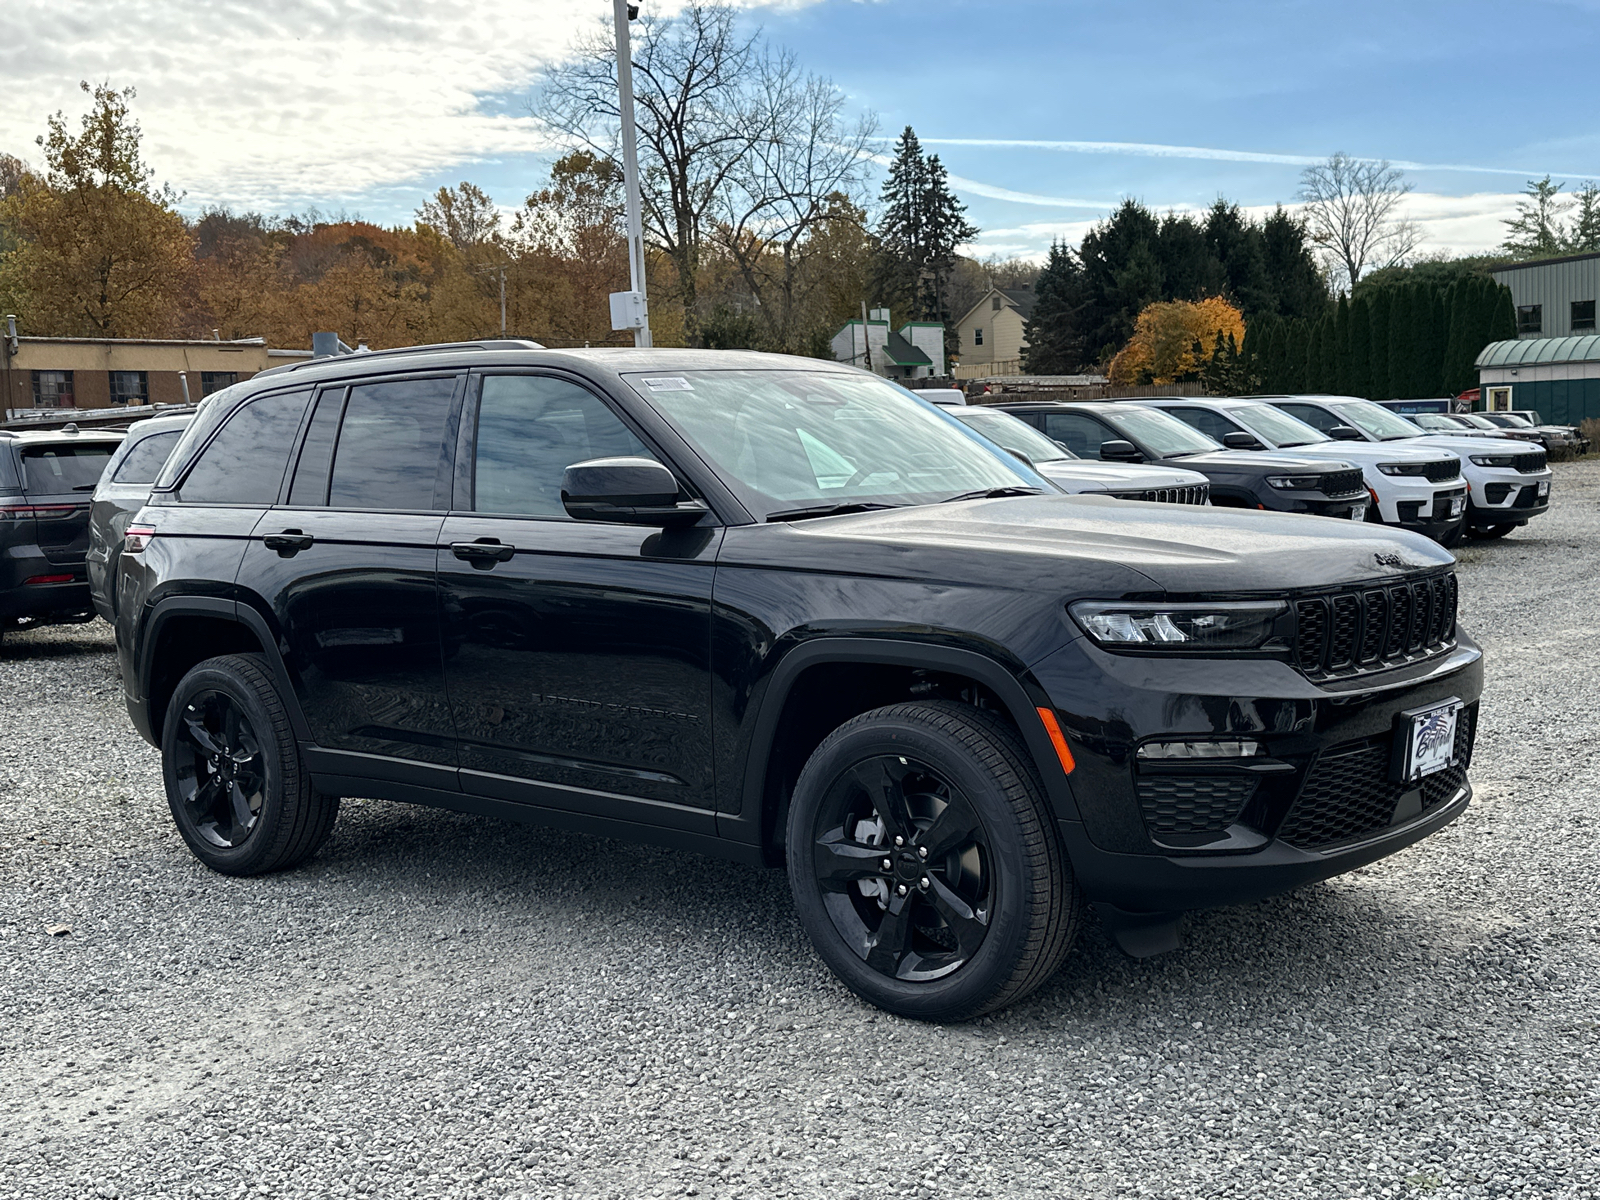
21;445;117;494
1168;407;1239;442
1039;412;1113;458
326;377;458;510
472;375;653;517
1277;403;1338;433
111;430;183;484
179;390;313;504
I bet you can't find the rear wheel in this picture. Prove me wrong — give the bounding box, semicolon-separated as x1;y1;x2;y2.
1467;523;1515;540
161;653;339;875
786;701;1080;1021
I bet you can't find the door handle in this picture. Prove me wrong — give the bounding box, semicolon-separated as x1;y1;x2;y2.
451;538;516;568
263;529;314;556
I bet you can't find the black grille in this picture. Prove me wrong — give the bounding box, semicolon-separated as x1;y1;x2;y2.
1294;572;1457;678
1318;468;1367;498
1137;775;1257;835
1515;450;1547;473
1113;484;1210;505
1514;485;1544;508
1482;482;1514;505
1422;459;1460;483
1278;709;1475;850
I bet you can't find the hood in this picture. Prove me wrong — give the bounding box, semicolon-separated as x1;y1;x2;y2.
1174;450;1359;473
1259;441;1460;466
738;493;1454;594
1397;433;1544;458
1035;460;1209;493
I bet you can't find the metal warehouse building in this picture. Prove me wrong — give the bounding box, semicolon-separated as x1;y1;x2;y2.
1475;335;1600;424
1491;250;1600;339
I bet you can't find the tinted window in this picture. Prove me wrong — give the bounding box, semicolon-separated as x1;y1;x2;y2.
1230;404;1330;447
21;445;116;494
1166;407;1239;442
328;378;457;510
287;388;345;506
1096;407;1219;456
948;408;1075;463
1040;412;1115;457
180;390;313;504
1276;403;1340;433
111;430;183;484
474;375;654;517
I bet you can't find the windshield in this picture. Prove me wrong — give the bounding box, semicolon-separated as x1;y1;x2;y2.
1412;414;1460;430
1331;400;1426;441
1098;406;1221;457
1487;413;1534;427
1229;404;1330;448
948;407;1076;463
625;370;1039;519
1456;414;1497;429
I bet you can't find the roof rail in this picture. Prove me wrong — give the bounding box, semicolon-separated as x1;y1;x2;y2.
266;339;547;375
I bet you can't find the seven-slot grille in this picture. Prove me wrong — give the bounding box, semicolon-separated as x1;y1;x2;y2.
1317;468;1367;498
1294;572;1457;677
1515;450;1548;473
1421;459;1460;483
1110;484;1210;505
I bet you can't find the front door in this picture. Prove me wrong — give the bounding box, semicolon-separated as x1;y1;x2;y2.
237;375;462;770
438;372;721;832
1487;386;1513;412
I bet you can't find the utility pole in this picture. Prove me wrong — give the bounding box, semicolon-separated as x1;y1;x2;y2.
499;265;507;336
607;0;652;348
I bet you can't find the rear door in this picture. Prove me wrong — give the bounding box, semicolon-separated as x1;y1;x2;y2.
437;371;721;829
238;374;461;772
89;427;186;619
1033;410;1126;460
19;439;120;567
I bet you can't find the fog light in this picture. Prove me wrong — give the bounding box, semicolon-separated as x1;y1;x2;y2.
1137;739;1261;760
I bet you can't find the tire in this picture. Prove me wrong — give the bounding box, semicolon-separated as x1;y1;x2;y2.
1438;522;1465;548
786;700;1081;1021
1467;523;1514;540
161;653;339;876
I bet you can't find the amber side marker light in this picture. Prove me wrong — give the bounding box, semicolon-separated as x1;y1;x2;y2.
1035;707;1076;775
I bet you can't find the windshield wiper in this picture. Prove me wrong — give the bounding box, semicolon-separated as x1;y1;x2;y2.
765;501;899;523
940;486;1043;503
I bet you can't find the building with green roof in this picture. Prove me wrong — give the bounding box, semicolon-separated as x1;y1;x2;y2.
1475;335;1600;424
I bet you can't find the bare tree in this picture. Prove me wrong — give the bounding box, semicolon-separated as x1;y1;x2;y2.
1297;152;1420;292
712;53;876;350
532;4;761;340
416;182;502;253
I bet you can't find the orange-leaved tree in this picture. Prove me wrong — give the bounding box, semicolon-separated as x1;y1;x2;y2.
1107;296;1245;386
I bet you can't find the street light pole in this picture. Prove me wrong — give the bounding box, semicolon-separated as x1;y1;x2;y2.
611;0;651;348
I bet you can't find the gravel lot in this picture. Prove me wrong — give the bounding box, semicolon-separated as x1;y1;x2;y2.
4;461;1599;1200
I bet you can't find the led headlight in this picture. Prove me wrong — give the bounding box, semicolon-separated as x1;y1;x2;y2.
1266;475;1326;490
1468;453;1520;467
1376;462;1430;476
1069;600;1289;650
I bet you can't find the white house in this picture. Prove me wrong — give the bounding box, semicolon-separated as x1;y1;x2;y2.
830;309;946;379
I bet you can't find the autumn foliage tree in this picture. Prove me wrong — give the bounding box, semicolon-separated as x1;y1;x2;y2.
1107;296;1246;386
0;83;192;337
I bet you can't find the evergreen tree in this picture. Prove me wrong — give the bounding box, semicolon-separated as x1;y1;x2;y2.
1489;284;1517;343
1368;289;1392;399
1441;282;1466;395
1204;200;1272;316
1319;312;1339;393
1422;291;1447;396
1304;318;1325;392
1388;286;1416;399
1346;295;1372;399
873;126;930;315
1283;318;1309;392
1241;312;1278;393
1571;181;1600;252
1333;295;1351;394
1078;199;1163;360
918;152;980;342
1500;176;1569;260
1155;212;1220;301
1020;240;1087;373
1259;206;1328;322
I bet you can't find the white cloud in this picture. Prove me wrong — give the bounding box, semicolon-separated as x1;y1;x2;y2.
0;0;811;213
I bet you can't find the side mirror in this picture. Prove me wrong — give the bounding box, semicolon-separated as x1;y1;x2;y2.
1098;439;1141;462
1327;425;1364;441
561;457;708;526
1221;431;1263;450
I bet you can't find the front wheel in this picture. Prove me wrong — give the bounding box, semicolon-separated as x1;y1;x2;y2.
161;653;339;876
786;701;1081;1021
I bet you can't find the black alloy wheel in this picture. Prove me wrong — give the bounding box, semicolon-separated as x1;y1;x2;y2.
811;755;993;983
171;690;267;848
787;701;1080;1021
161;653;340;876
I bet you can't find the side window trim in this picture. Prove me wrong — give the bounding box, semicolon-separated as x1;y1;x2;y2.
277;385;338;505
454;368;687;518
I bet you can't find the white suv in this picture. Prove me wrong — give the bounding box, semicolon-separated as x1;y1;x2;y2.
1136;397;1467;543
1267;396;1552;542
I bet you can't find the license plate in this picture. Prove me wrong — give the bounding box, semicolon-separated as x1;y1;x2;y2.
1448;495;1466;518
1350;504;1368;521
1396;699;1461;782
1538;480;1550;498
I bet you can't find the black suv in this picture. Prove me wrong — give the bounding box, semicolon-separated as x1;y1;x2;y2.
116;347;1482;1020
1;425;124;645
992;400;1370;518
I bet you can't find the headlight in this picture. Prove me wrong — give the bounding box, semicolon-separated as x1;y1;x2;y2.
1376;462;1429;476
1266;475;1326;490
1069;600;1289;650
1469;453;1519;467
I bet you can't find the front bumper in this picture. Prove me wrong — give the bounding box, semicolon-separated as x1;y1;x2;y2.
1467;472;1551;525
1032;632;1483;915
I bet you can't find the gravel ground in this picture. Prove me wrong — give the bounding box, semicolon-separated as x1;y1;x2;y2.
3;462;1599;1200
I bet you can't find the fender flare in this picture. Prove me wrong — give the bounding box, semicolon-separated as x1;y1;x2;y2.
139;596;313;743
726;636;1082;849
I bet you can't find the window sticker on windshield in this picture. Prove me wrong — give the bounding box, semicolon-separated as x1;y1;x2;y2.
641;376;693;391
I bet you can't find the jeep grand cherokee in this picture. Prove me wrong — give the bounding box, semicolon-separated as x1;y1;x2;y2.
114;346;1482;1020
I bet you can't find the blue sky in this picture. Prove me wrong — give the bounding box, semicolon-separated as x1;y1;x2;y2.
5;0;1599;261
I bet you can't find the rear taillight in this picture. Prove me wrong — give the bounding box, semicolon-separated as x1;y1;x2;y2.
24;574;75;585
124;524;156;553
0;504;79;520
